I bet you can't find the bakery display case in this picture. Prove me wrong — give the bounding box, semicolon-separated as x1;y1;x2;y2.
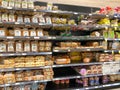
0;0;120;90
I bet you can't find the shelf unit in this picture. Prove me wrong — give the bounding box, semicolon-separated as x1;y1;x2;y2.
0;1;120;90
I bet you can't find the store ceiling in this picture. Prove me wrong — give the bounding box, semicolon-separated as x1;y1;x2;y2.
37;0;120;8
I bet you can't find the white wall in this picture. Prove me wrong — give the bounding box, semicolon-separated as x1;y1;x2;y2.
37;0;120;8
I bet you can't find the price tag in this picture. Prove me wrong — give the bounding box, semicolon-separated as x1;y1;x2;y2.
119;51;120;54
0;54;3;56
68;49;71;52
7;7;12;9
15;22;20;24
34;9;37;11
15;83;20;85
22;53;27;55
34;37;39;39
9;54;14;56
105;26;108;30
106;15;109;17
86;49;90;51
7;36;14;39
105;38;108;42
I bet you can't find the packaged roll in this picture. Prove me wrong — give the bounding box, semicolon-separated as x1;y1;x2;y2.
4;73;16;84
15;71;24;82
32;15;39;23
0;74;4;84
39;42;45;47
8;13;15;22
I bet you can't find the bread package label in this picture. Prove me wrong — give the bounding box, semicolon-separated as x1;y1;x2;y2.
9;0;15;7
14;28;21;36
0;42;6;52
2;13;8;22
22;0;27;8
9;13;15;22
24;41;30;52
7;41;14;52
2;0;8;7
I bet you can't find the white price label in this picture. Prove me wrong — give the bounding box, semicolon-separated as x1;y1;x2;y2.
22;53;27;55
7;36;14;39
15;22;20;24
7;7;12;9
34;37;39;39
86;49;90;51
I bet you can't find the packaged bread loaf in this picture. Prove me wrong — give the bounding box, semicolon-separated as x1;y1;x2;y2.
24;16;31;23
8;13;15;22
2;13;8;22
39;15;45;24
8;29;14;36
39;42;45;47
4;58;15;65
0;74;4;84
44;47;51;51
15;71;24;82
17;15;23;23
7;41;14;52
8;0;15;7
0;28;7;36
46;17;52;24
36;29;44;36
27;0;34;9
22;28;29;36
15;0;21;8
39;47;44;52
31;41;38;52
22;0;27;8
32;15;39;23
15;41;23;52
0;41;6;52
1;0;8;7
35;56;45;62
14;28;22;36
24;41;30;52
46;42;52;47
29;28;36;36
4;72;16;84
